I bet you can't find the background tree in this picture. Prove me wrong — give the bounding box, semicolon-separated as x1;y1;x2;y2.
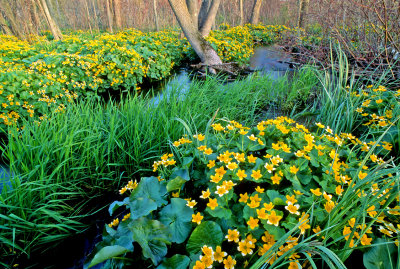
249;0;263;24
37;0;63;39
298;0;310;28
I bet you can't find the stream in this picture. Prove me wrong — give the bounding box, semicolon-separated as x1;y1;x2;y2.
1;46;294;269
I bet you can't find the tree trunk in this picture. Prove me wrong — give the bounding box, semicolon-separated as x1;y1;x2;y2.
153;0;159;31
83;0;93;33
186;0;199;30
249;0;263;24
30;0;41;33
37;0;63;40
298;0;310;28
239;0;244;25
0;12;13;35
105;0;113;32
113;0;122;29
198;0;210;29
168;0;222;69
199;0;221;36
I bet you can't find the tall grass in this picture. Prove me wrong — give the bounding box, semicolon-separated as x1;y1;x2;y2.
0;74;286;260
312;44;399;135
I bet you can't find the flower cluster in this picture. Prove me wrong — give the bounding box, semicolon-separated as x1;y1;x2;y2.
154;116;399;268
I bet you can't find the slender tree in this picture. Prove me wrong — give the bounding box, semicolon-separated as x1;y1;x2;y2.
239;0;244;25
186;0;199;30
105;0;113;32
113;0;122;29
167;0;222;71
298;0;310;28
0;11;13;35
153;0;159;31
198;0;221;36
37;0;63;40
249;0;263;24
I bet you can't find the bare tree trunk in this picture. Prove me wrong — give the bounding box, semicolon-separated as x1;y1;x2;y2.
298;0;310;28
37;0;62;40
186;0;199;29
153;0;159;31
199;0;221;36
30;0;41;33
0;12;13;35
113;0;122;29
249;0;263;24
239;0;244;25
83;0;93;32
198;0;210;28
105;0;113;32
168;0;222;70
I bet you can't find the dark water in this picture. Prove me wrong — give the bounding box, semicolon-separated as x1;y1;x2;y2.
4;46;296;269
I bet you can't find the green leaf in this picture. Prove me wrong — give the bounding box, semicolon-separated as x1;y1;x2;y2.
129;217;171;265
166;177;188;192
131;177;167;207
88;245;129;268
128;197;158;220
109;197;129;215
186;221;223;255
156;254;190;269
206;206;232;220
267;190;286;206
159;198;193;243
363;238;397;269
170;168;190;181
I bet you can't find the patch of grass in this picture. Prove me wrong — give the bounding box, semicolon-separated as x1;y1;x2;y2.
0;74;277;261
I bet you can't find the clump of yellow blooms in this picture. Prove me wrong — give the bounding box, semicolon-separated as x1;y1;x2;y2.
0;24;312;130
153;116;399;268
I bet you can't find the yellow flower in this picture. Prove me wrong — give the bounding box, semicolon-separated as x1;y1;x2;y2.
263;202;274;211
173;141;181;147
264;163;275;173
237;240;255;256
358;171;368;180
193;260;205;269
200;189;211;199
255;186;265;193
207;160;216;169
310;188;322;196
192;212;203;225
215;185;229;197
247;217;259;230
236;169;247;180
324;200;335;213
289;261;300;269
286;195;297;204
360;234;372;246
194;133;205;141
225;229;240;242
214;246;227;263
271;173;281;184
226;162;238;170
335;185;344;196
239;193;249;203
248;154;257;163
247;134;257;141
285;202;300;215
187;200;197;208
256;208;268;219
172;192;179;197
267;210;282;226
204;148;213;155
207;198;218;210
251;170;262;180
290;165;299;174
223;256;236;269
367;205;377;217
